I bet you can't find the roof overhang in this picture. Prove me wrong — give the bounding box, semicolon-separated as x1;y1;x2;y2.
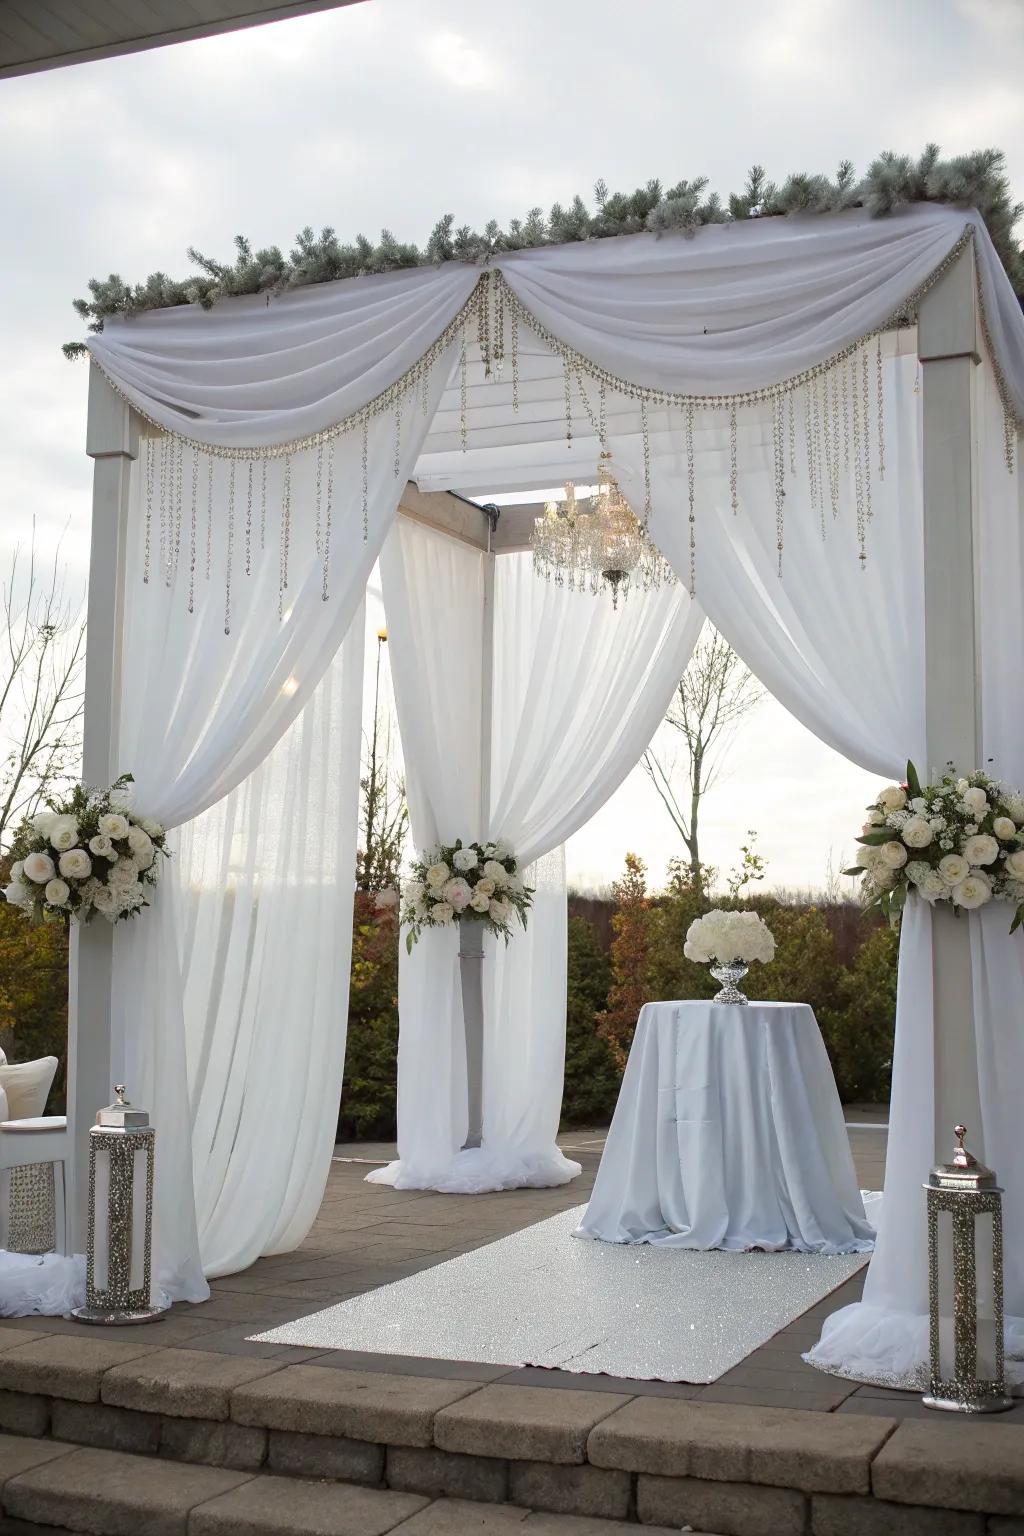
0;0;367;81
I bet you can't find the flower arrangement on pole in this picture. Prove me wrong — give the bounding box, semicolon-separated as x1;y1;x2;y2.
847;761;1024;932
3;775;168;925
400;838;533;952
683;908;776;1005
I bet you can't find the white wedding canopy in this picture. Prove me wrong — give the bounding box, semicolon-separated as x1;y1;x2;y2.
69;199;1024;1386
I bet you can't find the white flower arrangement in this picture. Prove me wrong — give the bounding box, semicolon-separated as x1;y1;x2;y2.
3;775;168;926
683;908;776;965
847;761;1024;933
400;838;533;951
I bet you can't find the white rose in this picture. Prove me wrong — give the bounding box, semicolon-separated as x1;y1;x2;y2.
475;877;496;897
48;815;80;852
909;797;927;814
877;786;907;812
962;786;990;817
98;813;130;840
116;882;146;911
953;873;992;910
489;897;512;925
956;778;970;794
10;860;24;882
3;880;33;909
402;879;425;904
863;808;885;827
482;860;507;885
108;857;138;886
23;851;56;884
425;862;450;888
992;816;1017;841
452;848;478;872
469;890;490;913
126;825;152;855
879;841;908;869
374;887;399;910
58;848;92;880
90;884;116;913
44;878;70;906
919;870;949;902
29;810;58;836
963;833;999;867
134;845;157;871
429;901;454;925
901;817;933;849
939;853;971;886
1003;849;1024;880
137;817;163;837
505;874;525;895
89;834;115;859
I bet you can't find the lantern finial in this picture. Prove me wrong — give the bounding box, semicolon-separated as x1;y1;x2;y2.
952;1124;974;1168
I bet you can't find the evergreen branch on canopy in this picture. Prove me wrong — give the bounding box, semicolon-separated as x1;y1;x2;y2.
63;146;1024;358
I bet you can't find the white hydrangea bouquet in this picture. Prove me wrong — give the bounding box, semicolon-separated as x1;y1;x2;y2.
3;775;168;926
847;761;1024;932
683;909;777;966
683;908;775;1005
401;838;533;952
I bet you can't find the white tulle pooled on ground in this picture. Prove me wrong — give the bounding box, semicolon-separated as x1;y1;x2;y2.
805;1298;1024;1393
0;1251;85;1316
366;1144;581;1195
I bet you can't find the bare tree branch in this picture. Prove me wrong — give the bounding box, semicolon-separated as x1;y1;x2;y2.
643;627;763;894
0;525;85;850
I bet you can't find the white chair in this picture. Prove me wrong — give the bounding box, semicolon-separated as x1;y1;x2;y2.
0;1054;69;1255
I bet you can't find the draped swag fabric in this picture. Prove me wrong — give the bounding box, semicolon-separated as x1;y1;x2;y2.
369;520;700;1193
75;202;1024;1389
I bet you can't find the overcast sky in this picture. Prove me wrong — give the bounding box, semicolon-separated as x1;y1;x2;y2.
1;0;1022;892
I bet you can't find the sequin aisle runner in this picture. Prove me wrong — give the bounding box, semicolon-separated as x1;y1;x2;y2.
253;1206;870;1383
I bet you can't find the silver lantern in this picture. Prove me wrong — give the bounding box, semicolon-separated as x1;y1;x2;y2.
72;1086;166;1326
923;1124;1012;1413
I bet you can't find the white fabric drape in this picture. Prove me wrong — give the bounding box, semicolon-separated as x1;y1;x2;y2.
806;355;1024;1388
371;522;700;1193
90;208;1024;438
175;616;363;1278
113;360;451;1299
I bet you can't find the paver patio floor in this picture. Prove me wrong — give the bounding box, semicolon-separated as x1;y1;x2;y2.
7;1116;1021;1423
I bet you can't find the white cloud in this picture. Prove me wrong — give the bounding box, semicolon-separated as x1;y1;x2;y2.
423;31;498;91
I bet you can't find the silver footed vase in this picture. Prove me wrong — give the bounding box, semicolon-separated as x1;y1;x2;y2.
709;962;749;1005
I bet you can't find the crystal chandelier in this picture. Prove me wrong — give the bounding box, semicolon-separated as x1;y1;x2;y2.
531;452;676;607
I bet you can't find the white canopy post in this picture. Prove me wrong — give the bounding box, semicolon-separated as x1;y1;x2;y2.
918;242;984;1159
459;506;496;1151
67;366;137;1249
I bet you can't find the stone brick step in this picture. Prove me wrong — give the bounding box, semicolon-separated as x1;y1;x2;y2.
0;1332;1020;1536
0;1437;694;1536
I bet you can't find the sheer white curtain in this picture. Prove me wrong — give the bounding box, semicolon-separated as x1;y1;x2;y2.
806;356;1024;1387
113;356;452;1300
175;614;363;1278
619;346;1022;1387
371;521;700;1193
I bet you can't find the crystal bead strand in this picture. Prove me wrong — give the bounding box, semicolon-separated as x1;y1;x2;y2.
811;375;825;540
685;403;696;596
188;449;198;615
843;362;851;470
314;442;323;560
360;414;368;542
494;271;505;377
510;308;519;414
1005;410;1017;474
171;438;184;583
245;460;254;577
224;461;235;636
729;406;738;516
143;437;154;585
158;435;169;581
563;356;573;447
460;325;468;452
598;381;607;451
259;459;268;551
773;392;786;574
205;457;213;580
851;348;866;568
830;369;841;514
322;438;335;601
803;383;817;529
641;396;652;526
821;370;837;522
787;391;796;478
875;336;886;482
393;392;402;477
861;345;873;523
